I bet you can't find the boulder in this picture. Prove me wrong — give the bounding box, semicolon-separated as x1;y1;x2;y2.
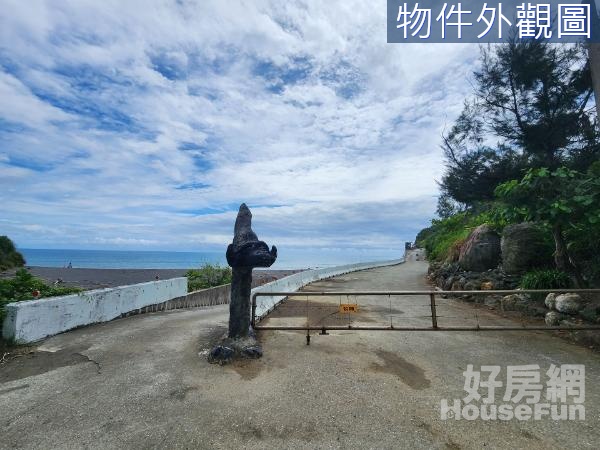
545;293;557;310
443;276;455;291
501;293;531;312
545;311;567;326
458;225;501;272
480;281;494;290
555;293;586;315
501;223;552;275
579;302;600;324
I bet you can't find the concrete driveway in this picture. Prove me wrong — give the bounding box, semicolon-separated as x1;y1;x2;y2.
1;258;599;449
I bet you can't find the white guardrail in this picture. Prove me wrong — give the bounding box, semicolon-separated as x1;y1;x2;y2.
251;258;405;320
2;277;188;343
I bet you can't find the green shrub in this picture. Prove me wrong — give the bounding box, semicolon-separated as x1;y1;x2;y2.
418;212;471;261
520;269;572;300
0;269;82;333
185;263;232;292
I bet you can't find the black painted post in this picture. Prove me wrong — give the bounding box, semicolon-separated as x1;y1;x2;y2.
228;267;253;339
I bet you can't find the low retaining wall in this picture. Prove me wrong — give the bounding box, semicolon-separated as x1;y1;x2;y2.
119;276;280;318
252;258;404;320
120;284;231;318
2;259;404;343
2;277;188;343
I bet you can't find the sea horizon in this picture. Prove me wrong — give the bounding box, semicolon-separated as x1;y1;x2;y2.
18;247;405;270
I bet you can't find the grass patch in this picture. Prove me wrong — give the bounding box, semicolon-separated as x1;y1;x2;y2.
520;269;572;300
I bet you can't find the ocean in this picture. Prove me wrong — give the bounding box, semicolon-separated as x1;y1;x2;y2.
19;248;404;270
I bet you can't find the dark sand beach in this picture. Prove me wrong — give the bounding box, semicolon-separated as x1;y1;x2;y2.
2;267;302;290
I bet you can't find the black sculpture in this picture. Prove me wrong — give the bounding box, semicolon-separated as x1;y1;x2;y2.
226;203;277;339
208;203;277;363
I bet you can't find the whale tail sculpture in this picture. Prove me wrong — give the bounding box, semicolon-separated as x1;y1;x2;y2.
209;203;277;364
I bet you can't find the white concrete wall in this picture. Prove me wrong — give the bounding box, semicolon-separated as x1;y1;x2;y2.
2;277;187;343
2;259;403;343
252;258;404;320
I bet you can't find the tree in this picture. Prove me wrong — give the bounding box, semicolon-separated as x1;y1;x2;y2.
440;143;526;206
435;191;465;219
0;236;25;271
440;40;599;212
495;164;600;287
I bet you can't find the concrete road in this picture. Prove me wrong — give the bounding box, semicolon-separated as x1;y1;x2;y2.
1;257;599;449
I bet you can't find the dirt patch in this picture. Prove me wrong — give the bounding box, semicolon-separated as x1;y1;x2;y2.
369;350;431;390
0;347;99;383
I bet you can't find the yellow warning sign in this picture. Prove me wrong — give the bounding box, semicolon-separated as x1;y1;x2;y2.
339;304;359;314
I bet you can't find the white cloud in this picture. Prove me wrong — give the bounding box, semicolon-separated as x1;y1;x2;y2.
0;0;478;257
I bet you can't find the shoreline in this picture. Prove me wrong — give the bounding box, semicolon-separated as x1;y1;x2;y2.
2;266;303;290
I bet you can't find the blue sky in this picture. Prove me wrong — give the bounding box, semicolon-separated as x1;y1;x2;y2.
0;0;478;255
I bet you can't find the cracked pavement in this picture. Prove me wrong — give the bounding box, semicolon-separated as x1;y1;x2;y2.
1;256;599;449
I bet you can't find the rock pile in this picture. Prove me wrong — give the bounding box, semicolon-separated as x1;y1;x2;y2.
429;261;519;293
428;263;600;325
544;293;599;326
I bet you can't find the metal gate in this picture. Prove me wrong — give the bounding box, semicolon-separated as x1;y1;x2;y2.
252;289;600;344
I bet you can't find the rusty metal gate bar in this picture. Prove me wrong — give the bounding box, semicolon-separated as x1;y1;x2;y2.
251;289;600;333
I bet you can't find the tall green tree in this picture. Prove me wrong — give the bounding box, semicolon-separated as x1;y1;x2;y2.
440;41;599;212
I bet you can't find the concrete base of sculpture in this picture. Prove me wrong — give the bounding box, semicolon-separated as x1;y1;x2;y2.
207;330;263;365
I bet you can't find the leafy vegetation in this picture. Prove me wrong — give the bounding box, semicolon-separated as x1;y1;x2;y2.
416;210;508;262
438;41;597;217
520;269;572;301
417;40;600;287
0;269;82;332
185;263;232;292
496;165;600;286
520;269;572;290
0;236;25;271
